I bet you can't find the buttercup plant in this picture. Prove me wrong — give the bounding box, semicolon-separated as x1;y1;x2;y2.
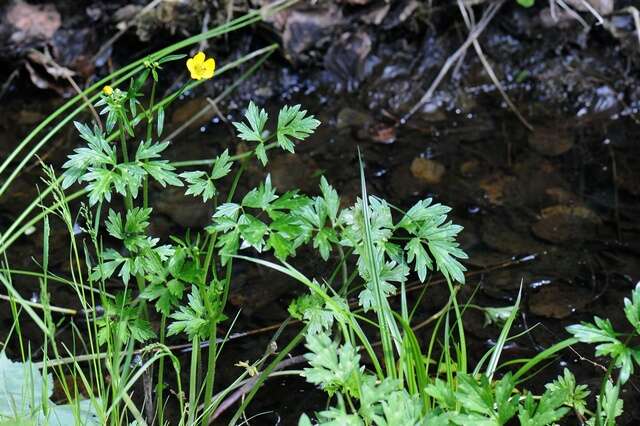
0;16;638;426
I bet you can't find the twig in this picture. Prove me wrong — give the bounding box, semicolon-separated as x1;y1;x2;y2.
457;0;533;131
211;355;306;421
401;0;504;124
621;6;640;48
0;69;19;100
555;0;589;29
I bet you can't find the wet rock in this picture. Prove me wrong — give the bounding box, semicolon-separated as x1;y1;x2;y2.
529;284;592;319
464;250;510;268
527;125;574;156
2;1;60;53
133;0;206;42
336;107;370;129
531;205;601;243
268;154;319;193
410;157;445;185
281;5;343;61
170;97;210;131
154;187;212;229
482;217;545;255
367;123;396;144
324;31;372;92
336;107;396;143
388;166;428;200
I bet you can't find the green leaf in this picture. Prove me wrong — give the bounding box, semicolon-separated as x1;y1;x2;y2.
255;142;268;166
0;352;99;426
567;317;637;384
242;175;278;210
156;106;165;137
157;53;187;64
238;214;269;251
268;232;294;261
142;160;183;187
516;0;534;7
319;176;340;226
232;101;268;143
624;283;640;334
214;203;241;220
545;368;590;416
405;237;432;282
181;171;216;202
276;104;320;152
302;333;362;396
211;149;233;179
135;140;171;161
167;289;208;340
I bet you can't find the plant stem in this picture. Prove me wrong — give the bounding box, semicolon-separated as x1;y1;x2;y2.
117;125;133;210
202;321;218;425
187;336;200;426
156;314;167;426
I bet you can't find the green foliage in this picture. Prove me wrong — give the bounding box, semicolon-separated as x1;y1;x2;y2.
276;104;321;153
586;380;623;426
167;285;227;341
29;76;640;426
545;368;590;417
516;0;535;7
180;149;233;202
232;101;319;166
567;284;640;384
397;199;468;284
62;127;182;205
96;292;156;345
0;352;98;425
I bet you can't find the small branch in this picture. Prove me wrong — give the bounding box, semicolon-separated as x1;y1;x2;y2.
402;0;504;123
211;355;306;421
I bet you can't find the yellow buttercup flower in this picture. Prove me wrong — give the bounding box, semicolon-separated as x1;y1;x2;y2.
186;52;215;80
102;85;114;96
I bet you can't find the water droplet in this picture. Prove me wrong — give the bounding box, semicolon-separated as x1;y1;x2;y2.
30;292;39;303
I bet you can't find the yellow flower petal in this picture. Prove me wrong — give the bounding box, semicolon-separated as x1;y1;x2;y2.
102;85;113;96
186;58;196;74
193;51;205;64
203;58;215;79
186;52;215;81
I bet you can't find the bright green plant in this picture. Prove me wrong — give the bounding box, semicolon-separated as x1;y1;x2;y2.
0;2;637;424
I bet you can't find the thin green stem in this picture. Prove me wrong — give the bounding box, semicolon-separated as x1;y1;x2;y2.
187;336;200;426
156;314;167;426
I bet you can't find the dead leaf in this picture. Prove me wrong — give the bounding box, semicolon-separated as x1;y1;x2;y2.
532;205;601;243
479;172;515;205
411;157;445;184
528;125;574;156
